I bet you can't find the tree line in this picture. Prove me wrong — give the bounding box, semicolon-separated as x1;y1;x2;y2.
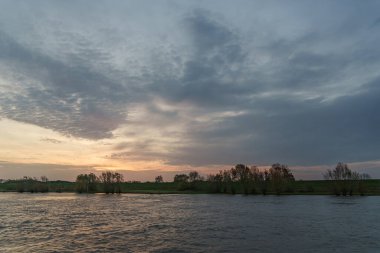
14;176;50;193
76;171;124;194
205;163;295;195
170;162;372;195
4;162;374;195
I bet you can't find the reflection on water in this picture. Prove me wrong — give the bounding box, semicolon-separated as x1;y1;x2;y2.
0;193;379;252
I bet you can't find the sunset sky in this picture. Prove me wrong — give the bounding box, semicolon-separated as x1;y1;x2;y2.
1;0;380;181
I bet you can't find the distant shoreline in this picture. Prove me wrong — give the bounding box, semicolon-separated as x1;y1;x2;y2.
1;180;379;196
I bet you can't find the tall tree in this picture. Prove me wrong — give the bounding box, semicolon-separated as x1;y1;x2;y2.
269;163;295;194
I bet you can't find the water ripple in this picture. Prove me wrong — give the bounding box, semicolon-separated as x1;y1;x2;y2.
0;193;379;252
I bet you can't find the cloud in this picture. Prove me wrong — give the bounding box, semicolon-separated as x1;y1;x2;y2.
1;1;380;173
40;138;62;144
0;30;128;139
133;7;380;167
161;79;380;166
0;161;215;182
147;9;250;108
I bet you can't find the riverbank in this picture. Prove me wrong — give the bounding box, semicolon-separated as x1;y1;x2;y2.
1;180;379;195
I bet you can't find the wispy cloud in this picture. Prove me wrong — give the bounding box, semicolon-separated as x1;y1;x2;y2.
40;138;62;144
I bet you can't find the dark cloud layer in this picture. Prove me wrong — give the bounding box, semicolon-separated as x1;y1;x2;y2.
168;82;380;166
1;1;380;168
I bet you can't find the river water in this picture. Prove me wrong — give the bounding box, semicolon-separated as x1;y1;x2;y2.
0;193;379;252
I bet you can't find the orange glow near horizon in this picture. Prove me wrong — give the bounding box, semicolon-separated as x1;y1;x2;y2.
1;118;380;181
0;118;230;180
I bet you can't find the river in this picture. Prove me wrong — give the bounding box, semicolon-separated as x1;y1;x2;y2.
0;193;379;252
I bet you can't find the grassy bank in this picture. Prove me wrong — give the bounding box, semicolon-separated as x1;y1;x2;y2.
1;179;379;195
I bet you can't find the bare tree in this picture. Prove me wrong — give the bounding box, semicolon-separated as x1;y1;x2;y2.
99;171;124;194
324;162;371;196
155;175;163;183
189;171;202;182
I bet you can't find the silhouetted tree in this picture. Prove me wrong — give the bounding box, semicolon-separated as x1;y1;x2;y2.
187;171;203;190
189;171;202;182
15;176;49;193
99;171;113;194
324;162;353;195
222;169;233;193
231;164;251;194
174;174;189;183
269;163;295;194
248;166;260;194
155;175;163;183
114;172;124;193
98;171;124;194
207;173;223;193
324;162;371;196
39;176;49;192
75;173;98;193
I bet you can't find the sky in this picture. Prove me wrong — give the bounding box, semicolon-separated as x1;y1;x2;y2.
1;0;380;181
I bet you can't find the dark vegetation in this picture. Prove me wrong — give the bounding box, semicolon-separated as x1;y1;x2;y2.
75;173;98;193
76;171;124;194
1;176;73;193
155;175;163;183
324;162;371;196
0;163;378;195
207;164;295;195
